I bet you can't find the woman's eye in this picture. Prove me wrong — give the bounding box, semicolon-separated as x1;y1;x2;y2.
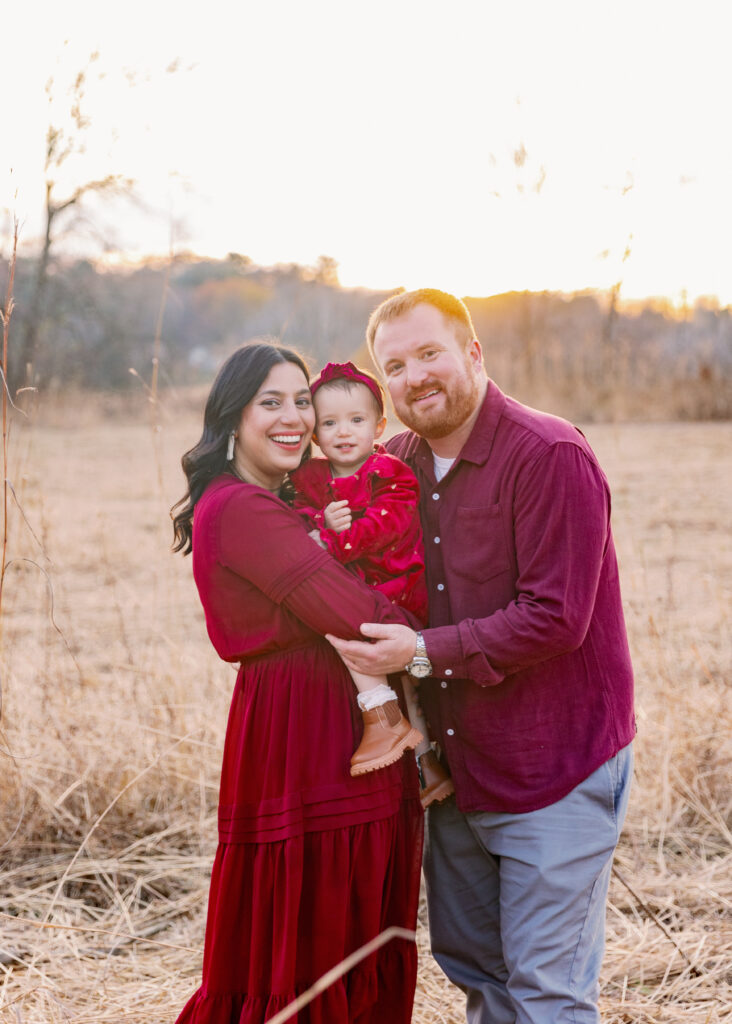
296;399;312;408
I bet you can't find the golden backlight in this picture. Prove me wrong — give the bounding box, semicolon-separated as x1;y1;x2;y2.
3;0;731;305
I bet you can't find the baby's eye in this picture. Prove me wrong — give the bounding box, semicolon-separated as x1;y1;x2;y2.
320;419;335;427
353;416;364;423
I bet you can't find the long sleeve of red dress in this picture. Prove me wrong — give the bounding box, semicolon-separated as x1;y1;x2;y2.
193;476;418;664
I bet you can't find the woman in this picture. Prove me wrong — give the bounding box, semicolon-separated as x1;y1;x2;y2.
171;343;423;1024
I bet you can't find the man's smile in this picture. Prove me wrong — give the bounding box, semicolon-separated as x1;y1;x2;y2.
409;385;442;405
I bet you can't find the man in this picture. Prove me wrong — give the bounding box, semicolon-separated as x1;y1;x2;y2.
327;288;635;1023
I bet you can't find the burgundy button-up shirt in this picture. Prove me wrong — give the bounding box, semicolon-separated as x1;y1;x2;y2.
386;381;635;814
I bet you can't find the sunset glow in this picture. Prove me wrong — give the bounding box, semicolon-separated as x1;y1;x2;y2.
3;0;732;305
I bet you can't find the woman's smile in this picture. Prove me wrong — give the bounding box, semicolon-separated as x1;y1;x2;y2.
270;432;306;448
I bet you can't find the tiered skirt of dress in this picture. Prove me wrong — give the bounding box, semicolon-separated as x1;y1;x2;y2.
175;643;423;1024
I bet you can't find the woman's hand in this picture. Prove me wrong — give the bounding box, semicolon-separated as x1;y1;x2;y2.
324;499;352;533
309;529;326;549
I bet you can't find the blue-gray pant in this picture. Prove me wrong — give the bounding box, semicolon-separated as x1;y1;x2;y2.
423;744;633;1023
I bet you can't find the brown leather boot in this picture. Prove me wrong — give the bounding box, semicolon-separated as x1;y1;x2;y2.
418;748;455;808
350;699;424;776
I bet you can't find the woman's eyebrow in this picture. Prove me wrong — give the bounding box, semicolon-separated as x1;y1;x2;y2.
257;387;311;397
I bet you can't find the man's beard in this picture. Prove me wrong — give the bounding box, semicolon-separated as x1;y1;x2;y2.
395;366;483;440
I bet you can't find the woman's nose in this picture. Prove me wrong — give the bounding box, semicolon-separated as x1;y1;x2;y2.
280;401;300;423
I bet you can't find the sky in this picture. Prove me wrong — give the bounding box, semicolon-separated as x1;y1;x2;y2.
3;0;732;305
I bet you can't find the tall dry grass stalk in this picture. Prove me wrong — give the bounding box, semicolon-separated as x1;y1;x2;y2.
0;220;18;628
0;404;729;1022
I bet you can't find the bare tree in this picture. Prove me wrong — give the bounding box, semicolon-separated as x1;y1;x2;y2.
14;55;132;390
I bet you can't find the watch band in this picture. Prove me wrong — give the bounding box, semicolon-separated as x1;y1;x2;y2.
406;631;433;678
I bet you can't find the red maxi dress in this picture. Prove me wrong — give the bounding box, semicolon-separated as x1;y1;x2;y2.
175;475;423;1024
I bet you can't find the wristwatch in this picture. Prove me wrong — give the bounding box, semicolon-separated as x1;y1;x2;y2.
405;632;433;678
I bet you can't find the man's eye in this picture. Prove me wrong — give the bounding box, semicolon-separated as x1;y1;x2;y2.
386;364;403;376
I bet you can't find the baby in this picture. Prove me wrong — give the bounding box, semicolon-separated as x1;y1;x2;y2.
292;361;453;806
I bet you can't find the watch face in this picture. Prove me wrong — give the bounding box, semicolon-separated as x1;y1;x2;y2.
409;659;431;678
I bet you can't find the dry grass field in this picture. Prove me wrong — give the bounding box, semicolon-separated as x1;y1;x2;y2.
0;393;730;1023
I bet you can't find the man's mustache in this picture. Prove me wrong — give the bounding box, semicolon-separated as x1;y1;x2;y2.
405;381;443;404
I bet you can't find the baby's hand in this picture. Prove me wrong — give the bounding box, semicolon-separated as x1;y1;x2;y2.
324;499;352;533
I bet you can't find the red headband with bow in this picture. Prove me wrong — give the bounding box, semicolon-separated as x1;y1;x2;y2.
310;361;384;414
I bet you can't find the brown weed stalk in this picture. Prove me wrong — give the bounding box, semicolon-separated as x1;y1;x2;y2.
0;219;18;629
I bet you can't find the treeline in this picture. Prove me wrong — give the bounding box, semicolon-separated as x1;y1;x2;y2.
2;252;730;420
463;290;732;420
3;253;384;392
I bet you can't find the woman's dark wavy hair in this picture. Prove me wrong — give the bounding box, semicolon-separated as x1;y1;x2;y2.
171;342;311;554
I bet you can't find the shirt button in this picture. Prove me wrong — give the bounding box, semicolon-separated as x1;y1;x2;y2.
432;493;439;500
437;583;445;591
441;681;448;689
444;669;453;676
446;728;455;736
434;536;441;544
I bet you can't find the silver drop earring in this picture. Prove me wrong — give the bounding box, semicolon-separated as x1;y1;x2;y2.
226;431;236;461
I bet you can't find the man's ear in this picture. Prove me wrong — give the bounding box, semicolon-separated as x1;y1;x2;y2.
374;416;388;440
468;337;484;370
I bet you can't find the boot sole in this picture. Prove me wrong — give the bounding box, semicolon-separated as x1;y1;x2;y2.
350;728;424;776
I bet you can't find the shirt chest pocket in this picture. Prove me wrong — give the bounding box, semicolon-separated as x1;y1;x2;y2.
450;504;511;583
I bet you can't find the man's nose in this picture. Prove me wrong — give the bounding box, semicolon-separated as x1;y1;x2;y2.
405;359;428;386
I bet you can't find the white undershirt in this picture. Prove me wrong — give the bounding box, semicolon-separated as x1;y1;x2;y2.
433;453;456;482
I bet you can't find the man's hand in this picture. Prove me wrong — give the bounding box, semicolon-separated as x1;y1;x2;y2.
324;499;352;533
326;623;418;676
